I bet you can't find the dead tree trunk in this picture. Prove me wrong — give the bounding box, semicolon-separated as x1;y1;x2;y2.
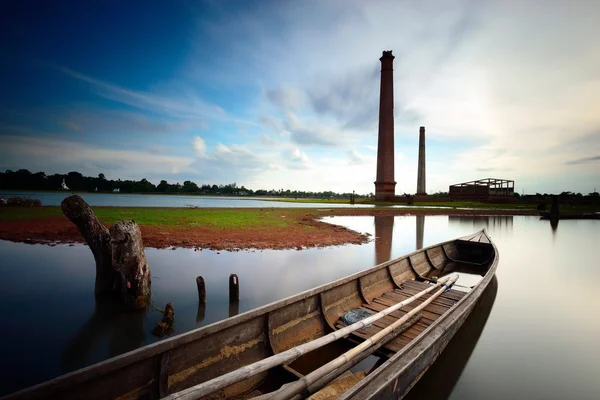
61;195;114;295
61;195;152;309
110;221;152;310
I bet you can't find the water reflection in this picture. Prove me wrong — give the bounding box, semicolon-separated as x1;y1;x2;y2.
404;276;498;400
61;297;146;371
2;216;600;398
229;300;240;318
374;216;394;265
416;215;424;250
448;215;513;234
196;303;206;323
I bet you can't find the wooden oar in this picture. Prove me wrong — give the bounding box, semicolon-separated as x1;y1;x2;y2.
270;275;459;400
162;276;455;400
256;314;423;400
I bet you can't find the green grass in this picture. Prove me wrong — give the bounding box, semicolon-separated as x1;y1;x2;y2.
92;208;304;230
1;203;596;229
0;206;313;230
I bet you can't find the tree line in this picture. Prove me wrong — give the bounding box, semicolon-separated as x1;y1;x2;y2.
0;169;371;199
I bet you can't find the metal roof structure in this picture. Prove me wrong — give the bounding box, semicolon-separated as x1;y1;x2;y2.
449;178;514;198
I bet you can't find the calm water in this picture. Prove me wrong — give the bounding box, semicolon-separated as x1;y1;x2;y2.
0;191;374;208
0;215;599;398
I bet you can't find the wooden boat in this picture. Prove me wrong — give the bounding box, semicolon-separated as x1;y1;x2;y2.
4;230;498;400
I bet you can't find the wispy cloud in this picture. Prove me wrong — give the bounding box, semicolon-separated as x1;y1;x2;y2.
52;64;257;126
347;149;374;165
283;112;337;147
0;135;196;180
565;155;600;165
60;109;205;135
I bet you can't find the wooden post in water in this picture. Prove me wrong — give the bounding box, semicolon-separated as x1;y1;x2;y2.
196;276;206;303
229;274;240;301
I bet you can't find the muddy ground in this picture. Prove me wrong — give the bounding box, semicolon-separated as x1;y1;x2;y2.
0;208;535;251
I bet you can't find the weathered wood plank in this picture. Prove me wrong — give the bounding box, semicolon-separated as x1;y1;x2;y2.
321;280;364;329
392;287;460;307
388;259;417;286
167;316;270;396
359;268;395;304
425;246;447;269
158;350;172;398
268;295;327;354
409;252;432;276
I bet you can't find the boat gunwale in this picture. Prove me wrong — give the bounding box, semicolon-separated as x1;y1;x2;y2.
2;229;487;400
339;228;499;399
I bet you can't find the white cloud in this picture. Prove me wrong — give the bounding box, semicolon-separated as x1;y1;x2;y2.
193;136;207;158
282;148;312;170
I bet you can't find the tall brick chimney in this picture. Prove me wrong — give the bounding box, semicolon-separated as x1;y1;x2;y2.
416;126;427;195
374;50;396;200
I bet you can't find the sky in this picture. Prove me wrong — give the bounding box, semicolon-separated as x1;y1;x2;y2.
1;0;599;195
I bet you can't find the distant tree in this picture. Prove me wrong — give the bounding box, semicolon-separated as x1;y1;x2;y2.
98;173;106;180
182;180;199;193
157;180;169;192
66;171;84;190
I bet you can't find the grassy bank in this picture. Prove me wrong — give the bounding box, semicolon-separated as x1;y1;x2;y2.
0;206;316;230
0;205;552;250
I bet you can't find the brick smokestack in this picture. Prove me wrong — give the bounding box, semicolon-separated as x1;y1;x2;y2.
416;126;426;195
374;50;396;200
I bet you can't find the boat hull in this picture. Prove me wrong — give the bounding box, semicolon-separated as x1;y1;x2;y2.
340;231;499;399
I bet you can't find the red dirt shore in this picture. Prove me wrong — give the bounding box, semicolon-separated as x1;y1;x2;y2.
0;208;535;251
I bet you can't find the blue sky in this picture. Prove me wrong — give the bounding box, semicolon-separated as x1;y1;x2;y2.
1;0;599;194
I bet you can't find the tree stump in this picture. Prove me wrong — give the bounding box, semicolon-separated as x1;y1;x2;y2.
61;195;152;310
152;302;175;337
110;220;151;310
61;195;114;295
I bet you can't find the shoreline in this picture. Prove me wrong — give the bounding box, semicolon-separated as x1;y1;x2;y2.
0;206;537;251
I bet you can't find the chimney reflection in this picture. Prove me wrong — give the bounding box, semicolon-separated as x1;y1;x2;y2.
416;215;425;250
448;216;513;234
550;217;559;240
374;216;394;265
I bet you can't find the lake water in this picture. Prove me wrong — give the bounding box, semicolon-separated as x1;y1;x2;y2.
0;191;374;208
0;215;599;398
